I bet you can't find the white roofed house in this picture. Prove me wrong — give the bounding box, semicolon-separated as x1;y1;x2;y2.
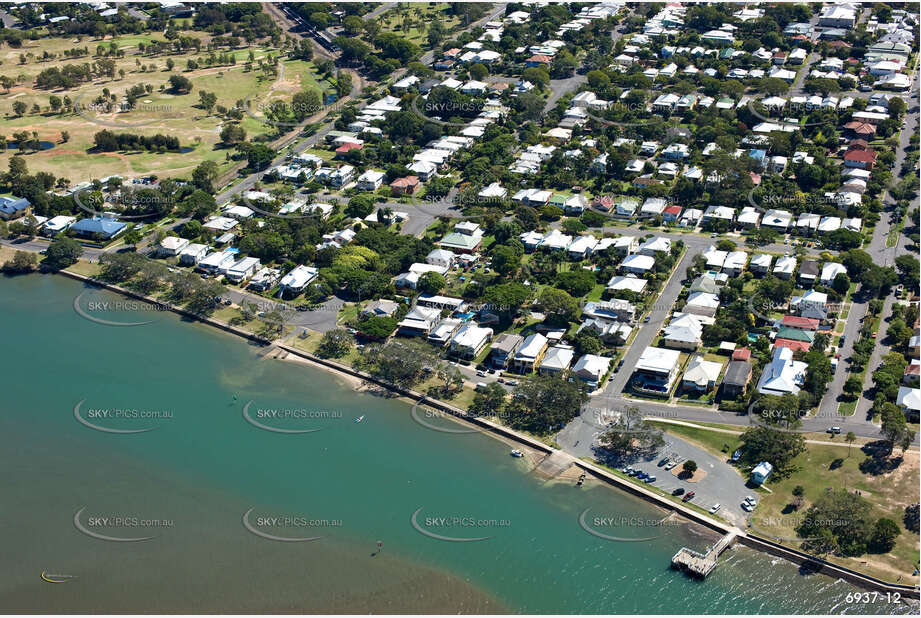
249;267;282;292
702;205;734;227
723;251;747;277
512;333;549;373
425;248;455;270
397;306;442;337
538;345;575;376
226;256;261;283
567;235;597;259
757;346;807;396
427;317;463;347
820;262;847;286
157;236;190;257
279;265;319;295
449;324;494;359
197;250;236;275
683;291;720;318
762;209;793;231
750;253;773;274
682;355;724;392
680;208;703;227
572;354;613;388
620;254;655;275
702;245;727;270
356;169;385;191
663;313;703;350
638;236;671;256
178;243;209;266
632;346;681;396
606;275;648;295
773;255;797;279
640;197;667;219
737;207;760;228
791;290;828;320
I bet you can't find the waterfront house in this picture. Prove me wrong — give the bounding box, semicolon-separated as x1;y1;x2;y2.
178;243;209;266
538;345;575;376
490;333;523;368
450;325;494;359
512;333;549;373
572;354;613;388
633;346;681;396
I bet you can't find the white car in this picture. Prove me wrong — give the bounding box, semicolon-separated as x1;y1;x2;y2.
744;496;755;504
741;502;753;512
476;370;486;377
708;504;721;514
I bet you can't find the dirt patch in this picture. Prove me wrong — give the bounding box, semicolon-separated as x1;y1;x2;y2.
671;467;708;483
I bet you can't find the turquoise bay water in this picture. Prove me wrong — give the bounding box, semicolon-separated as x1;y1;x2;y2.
0;274;913;614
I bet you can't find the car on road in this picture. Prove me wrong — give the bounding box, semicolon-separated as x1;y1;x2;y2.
643;316;651;323
497;377;505;384
710;232;717;238
505;379;519;386
858;84;872;92
672;487;685;496
682;491;695;502
828;426;842;434
709;504;721;514
476;370;486;377
616;359;624;371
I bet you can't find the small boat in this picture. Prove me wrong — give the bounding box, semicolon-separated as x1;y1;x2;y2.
510;449;523;458
355;416;365;423
577;473;586;487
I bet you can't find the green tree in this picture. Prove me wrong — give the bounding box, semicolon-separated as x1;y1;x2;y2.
41;237;82;270
317;328;353;358
417;271;446;295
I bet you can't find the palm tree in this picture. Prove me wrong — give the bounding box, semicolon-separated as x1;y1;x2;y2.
845;431;856;457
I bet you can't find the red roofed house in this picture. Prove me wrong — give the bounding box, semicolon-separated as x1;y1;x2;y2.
526;54;552;68
390;175;420;196
781;315;820;330
844;121;877;138
774;339;811;353
732;347;751;361
663;205;683;223
904;363;920;387
592;196;615;213
335;142;363;156
843;149;877;170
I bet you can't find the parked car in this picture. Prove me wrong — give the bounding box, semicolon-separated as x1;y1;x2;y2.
643;475;656;483
682;491;695;502
672;487;685;496
476;370;486;377
828;426;842;434
709;504;721;514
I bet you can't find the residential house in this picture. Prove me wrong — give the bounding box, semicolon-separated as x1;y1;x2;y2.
539;345;575;376
449;324;493;359
757;346;807;395
663;313;703;350
279;265;319;294
633;346;681;396
397;306;442;337
157;236;190;257
722;360;752;397
512;333;549;373
682;355;723;392
572;354;613;388
490;333;524;368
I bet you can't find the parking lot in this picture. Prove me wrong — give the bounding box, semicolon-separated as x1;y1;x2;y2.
613;436;754;526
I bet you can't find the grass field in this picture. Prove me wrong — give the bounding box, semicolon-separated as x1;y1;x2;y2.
0;30;331;183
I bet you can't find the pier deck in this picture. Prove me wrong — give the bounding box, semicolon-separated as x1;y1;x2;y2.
671;531;737;578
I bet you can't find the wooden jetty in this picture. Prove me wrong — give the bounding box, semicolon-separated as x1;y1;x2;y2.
671;531;737;578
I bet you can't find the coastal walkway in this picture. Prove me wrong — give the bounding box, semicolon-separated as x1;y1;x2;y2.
671;531;738;578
